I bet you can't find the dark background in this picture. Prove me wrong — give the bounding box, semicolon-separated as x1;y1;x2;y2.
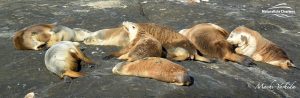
0;0;299;97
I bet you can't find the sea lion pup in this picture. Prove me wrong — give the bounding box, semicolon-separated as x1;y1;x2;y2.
83;27;129;47
116;31;162;62
112;57;193;86
227;26;295;69
115;21;210;62
179;23;255;66
45;41;94;82
13;24;53;50
46;25;92;47
13;23;92;50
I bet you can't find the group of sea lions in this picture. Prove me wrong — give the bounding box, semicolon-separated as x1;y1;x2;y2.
13;21;296;86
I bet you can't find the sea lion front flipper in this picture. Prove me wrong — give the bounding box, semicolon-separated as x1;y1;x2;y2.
194;52;211;62
63;70;84;78
241;56;256;67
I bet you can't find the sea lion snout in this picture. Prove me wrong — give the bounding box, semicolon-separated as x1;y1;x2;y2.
178;73;193;86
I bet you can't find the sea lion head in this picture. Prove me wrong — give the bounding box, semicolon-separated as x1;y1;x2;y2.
13;24;55;50
122;21;139;42
227;31;249;46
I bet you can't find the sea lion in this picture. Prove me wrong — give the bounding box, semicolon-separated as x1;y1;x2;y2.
13;23;92;50
45;41;94;81
179;23;255;66
227;26;295;69
13;24;53;50
116;21;209;62
112;57;193;86
116;32;162;62
46;25;92;47
83;27;129;47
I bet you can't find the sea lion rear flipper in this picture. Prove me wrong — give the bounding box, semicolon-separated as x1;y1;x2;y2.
63;70;84;78
70;48;94;64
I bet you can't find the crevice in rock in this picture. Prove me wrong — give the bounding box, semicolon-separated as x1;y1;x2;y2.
138;0;150;21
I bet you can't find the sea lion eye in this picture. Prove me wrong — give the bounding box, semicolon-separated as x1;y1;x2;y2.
132;26;135;29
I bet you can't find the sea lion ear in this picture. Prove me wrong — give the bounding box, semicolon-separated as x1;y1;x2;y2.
240;35;248;45
241;35;247;42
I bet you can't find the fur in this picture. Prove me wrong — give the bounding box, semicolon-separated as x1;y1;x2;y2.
83;27;129;47
13;24;54;50
45;41;93;79
120;21;209;62
13;23;92;50
227;26;295;69
47;25;92;47
114;32;162;62
112;57;193;86
179;23;255;66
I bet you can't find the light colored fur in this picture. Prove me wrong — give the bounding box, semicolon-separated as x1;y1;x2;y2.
83;27;129;47
227;26;295;69
112;57;192;86
228;32;257;57
13;24;54;50
179;23;252;65
45;41;93;78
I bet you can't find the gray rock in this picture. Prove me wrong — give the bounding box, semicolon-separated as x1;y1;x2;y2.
0;0;299;97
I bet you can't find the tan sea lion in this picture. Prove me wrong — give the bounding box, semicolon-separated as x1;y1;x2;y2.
227;26;295;69
45;41;94;82
13;23;92;50
112;57;193;86
179;23;255;66
116;21;209;62
13;24;53;50
115;32;162;62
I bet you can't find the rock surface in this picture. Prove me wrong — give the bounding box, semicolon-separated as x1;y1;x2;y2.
0;0;299;97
